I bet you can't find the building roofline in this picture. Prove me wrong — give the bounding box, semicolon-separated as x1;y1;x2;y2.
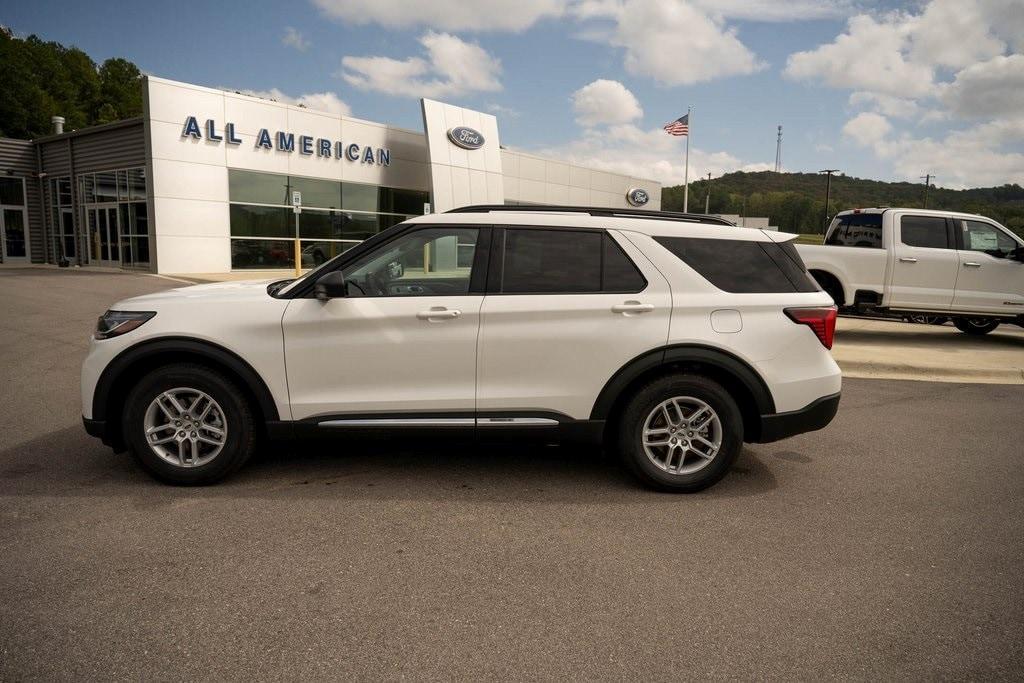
31;117;144;143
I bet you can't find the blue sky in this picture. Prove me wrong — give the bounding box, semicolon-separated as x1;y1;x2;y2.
4;0;1023;188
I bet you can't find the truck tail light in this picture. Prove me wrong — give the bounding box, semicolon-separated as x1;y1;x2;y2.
785;306;837;349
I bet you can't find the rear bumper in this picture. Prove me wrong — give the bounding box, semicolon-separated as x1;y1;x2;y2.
754;391;841;443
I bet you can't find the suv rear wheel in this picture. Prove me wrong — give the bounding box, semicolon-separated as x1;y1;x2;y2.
122;364;256;485
616;374;744;492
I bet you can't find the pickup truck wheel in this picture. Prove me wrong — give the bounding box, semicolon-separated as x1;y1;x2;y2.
122;363;256;485
954;318;1000;335
616;375;743;493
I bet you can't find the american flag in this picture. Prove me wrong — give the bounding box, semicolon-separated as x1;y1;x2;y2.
663;114;689;136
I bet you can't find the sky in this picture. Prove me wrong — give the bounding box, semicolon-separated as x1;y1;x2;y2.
3;0;1023;189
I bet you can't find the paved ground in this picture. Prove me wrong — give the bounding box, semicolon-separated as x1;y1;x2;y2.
1;267;1023;680
834;317;1024;384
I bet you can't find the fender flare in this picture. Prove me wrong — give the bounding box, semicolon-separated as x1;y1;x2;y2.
92;337;281;423
589;344;776;420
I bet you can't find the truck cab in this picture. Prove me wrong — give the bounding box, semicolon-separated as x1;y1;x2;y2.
797;208;1024;334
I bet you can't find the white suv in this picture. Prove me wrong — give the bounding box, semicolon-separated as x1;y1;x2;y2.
82;206;842;492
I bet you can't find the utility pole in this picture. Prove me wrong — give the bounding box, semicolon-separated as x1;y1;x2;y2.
775;125;783;173
920;174;933;208
819;169;840;233
704;172;713;214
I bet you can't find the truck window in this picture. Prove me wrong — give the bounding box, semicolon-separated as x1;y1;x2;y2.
825;214;882;248
961;220;1020;258
900;215;951;249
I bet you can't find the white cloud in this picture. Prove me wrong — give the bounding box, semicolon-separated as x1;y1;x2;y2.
940;54;1024;119
784;13;934;98
842;112;892;147
281;26;310;52
487;103;521;118
571;79;643;127
907;0;1005;69
340;32;502;98
229;88;352;116
591;0;766;85
690;0;853;22
312;0;566;31
848;92;920;119
534;123;771;185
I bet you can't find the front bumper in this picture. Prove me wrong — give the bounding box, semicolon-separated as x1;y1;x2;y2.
754;392;841;443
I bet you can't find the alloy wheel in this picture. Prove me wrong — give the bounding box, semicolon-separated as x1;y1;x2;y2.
641;396;723;475
142;387;227;468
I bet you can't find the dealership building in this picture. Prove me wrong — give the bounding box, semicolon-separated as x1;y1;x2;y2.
0;76;662;274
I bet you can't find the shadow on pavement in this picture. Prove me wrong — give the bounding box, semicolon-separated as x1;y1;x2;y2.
0;425;778;502
836;328;1024;349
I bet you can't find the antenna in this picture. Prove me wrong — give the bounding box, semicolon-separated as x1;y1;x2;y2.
775;125;783;173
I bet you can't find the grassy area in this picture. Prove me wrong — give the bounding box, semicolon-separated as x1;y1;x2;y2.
788;233;825;245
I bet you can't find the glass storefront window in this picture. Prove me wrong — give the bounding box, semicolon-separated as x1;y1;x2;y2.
95;171;117;203
0;177;25;205
231;238;296;270
228;170;292;206
340;182;378;212
128;168;146;201
290;176;342;210
58;177;72;205
117;170;129;201
229;204;291;238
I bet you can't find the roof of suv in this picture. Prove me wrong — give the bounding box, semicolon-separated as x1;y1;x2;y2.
835;207;990;220
406;205;792;242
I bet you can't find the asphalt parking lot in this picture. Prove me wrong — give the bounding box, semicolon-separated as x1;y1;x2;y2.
1;267;1022;680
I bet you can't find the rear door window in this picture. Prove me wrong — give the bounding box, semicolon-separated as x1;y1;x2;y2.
500;228;647;294
900;215;951;249
653;236;819;293
825;213;883;248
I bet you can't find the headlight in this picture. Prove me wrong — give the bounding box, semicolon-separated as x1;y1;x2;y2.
94;310;156;340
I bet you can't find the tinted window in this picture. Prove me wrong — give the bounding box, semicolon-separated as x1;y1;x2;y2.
503;229;601;293
825;213;882;248
342;227;479;297
654;236;819;294
602;234;647;292
961;220;1019;257
900;216;950;249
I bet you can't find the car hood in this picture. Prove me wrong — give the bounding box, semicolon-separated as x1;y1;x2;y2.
112;279;283;308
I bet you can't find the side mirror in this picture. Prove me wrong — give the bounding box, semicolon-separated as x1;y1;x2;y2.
314;271;347;301
1012;247;1024;263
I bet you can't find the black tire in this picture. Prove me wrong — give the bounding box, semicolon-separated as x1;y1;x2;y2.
954;318;1000;335
121;363;256;485
615;374;744;493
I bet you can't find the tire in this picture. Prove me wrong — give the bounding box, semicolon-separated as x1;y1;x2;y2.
615;374;744;493
954;318;1000;335
121;363;256;485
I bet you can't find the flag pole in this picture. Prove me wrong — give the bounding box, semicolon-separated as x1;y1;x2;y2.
683;105;691;213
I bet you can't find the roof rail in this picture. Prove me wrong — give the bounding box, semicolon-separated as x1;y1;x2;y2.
446;204;736;226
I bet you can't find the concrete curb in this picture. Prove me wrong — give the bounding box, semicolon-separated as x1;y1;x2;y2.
837;359;1024;384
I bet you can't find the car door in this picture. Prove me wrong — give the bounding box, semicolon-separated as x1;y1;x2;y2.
476;226;671;421
886;214;959;310
951;218;1024;315
282;225;487;421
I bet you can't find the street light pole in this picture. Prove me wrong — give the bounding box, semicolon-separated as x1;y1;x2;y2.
704;172;713;214
819;169;840;233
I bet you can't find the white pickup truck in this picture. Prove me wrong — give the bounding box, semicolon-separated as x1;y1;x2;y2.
797;208;1024;335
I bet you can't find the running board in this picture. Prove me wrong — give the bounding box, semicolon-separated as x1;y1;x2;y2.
317;417;560;428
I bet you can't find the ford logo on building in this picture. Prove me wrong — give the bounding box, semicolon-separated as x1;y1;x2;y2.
626;188;650;207
447;126;485;150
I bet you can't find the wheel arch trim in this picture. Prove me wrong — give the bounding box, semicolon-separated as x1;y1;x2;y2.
589;344;776;421
91;337;281;424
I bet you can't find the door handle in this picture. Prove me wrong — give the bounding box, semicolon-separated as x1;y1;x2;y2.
963;261;982;268
611;301;655;314
899;257;918;263
416;307;461;320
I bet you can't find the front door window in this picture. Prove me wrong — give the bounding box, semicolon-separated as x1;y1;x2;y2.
341;227;478;297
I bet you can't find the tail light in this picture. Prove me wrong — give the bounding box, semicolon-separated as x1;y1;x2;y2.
785;306;837;349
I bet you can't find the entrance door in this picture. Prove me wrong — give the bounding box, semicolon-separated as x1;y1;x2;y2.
1;208;29;262
88;205;121;267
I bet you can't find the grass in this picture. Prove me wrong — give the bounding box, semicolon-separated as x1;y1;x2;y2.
790;233;825;245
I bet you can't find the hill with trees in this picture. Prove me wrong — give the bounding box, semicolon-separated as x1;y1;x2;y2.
0;26;143;139
663;171;1024;238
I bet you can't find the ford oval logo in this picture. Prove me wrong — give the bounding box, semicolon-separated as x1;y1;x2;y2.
626;188;650;207
448;126;485;150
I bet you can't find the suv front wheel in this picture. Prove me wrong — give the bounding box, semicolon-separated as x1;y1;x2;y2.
122;363;256;485
616;374;744;492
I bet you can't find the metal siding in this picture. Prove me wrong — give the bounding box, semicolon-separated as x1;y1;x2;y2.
0;138;45;263
70;123;146;173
